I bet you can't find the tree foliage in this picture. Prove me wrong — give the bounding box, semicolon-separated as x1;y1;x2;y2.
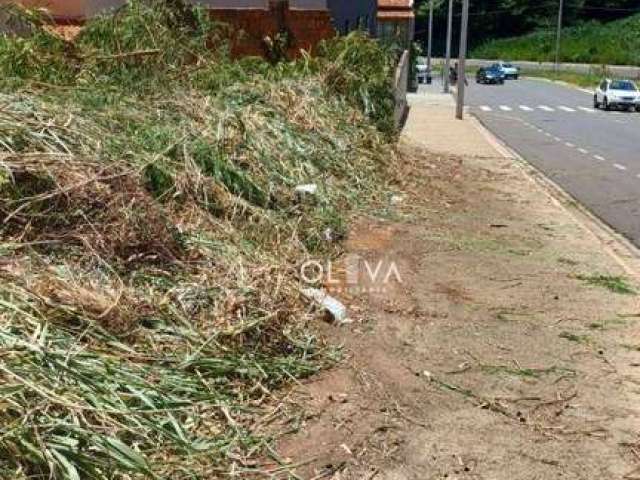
415;0;640;53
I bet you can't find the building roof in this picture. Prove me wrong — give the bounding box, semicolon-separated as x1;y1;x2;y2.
378;10;414;19
378;0;414;20
378;0;414;10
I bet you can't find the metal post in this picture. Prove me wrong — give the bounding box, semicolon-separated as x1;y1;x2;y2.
555;0;564;71
427;0;434;74
443;0;453;93
456;0;469;120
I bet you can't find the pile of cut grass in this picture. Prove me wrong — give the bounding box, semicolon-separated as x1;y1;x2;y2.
471;14;640;66
0;1;397;478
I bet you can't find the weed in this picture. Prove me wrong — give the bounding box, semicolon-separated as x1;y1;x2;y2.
559;331;591;344
481;364;575;379
577;275;636;295
557;257;580;266
587;318;627;330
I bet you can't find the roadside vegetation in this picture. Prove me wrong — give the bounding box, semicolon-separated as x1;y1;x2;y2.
0;1;397;478
521;69;602;88
472;13;640;66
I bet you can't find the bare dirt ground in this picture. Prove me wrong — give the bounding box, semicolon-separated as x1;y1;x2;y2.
276;138;640;479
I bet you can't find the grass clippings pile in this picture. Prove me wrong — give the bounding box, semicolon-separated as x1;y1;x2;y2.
0;2;397;478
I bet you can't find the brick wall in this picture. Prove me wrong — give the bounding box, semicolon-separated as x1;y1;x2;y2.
210;5;335;58
284;8;336;55
5;0;337;58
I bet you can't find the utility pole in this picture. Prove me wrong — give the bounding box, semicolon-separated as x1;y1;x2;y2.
555;0;564;71
427;0;434;75
443;0;454;93
456;0;470;120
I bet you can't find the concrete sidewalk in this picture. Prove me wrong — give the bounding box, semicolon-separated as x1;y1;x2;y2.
403;82;500;158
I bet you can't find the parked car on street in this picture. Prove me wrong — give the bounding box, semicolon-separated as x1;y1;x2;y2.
476;66;505;85
492;61;520;80
594;79;640;111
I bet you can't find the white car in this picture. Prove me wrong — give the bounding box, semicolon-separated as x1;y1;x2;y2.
493;61;520;80
594;79;640;111
416;57;430;84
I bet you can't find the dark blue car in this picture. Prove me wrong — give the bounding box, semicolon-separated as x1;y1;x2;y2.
476;66;506;85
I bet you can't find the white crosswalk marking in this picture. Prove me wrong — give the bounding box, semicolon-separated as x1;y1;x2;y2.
476;104;605;113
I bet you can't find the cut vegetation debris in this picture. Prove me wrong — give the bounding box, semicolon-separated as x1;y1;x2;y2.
576;275;636;295
0;1;398;478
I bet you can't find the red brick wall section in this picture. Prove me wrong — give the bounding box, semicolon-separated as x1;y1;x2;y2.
10;0;337;59
210;9;277;57
210;8;336;58
284;9;336;55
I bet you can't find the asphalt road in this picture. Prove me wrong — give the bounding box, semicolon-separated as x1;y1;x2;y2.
466;78;640;247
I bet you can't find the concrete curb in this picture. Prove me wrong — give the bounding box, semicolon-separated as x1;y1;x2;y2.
468;113;640;280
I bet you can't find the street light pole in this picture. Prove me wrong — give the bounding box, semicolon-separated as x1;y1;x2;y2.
554;0;564;71
456;0;469;120
427;0;434;75
443;0;453;93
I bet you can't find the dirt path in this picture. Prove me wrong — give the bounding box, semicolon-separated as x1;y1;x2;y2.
277;127;640;479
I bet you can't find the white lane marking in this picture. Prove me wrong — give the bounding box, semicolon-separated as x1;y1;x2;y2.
553;136;561;141
565;142;575;148
558;106;576;112
480;105;492;112
499;105;513;111
614;163;628;171
594;155;606;161
578;107;595;113
519;105;533;111
545;132;552;137
578;148;589;154
538;105;554;111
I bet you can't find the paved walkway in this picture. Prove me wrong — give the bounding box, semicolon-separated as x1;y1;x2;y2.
403;80;500;158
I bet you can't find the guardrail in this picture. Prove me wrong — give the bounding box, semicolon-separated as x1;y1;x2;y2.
393;50;410;129
430;57;640;79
